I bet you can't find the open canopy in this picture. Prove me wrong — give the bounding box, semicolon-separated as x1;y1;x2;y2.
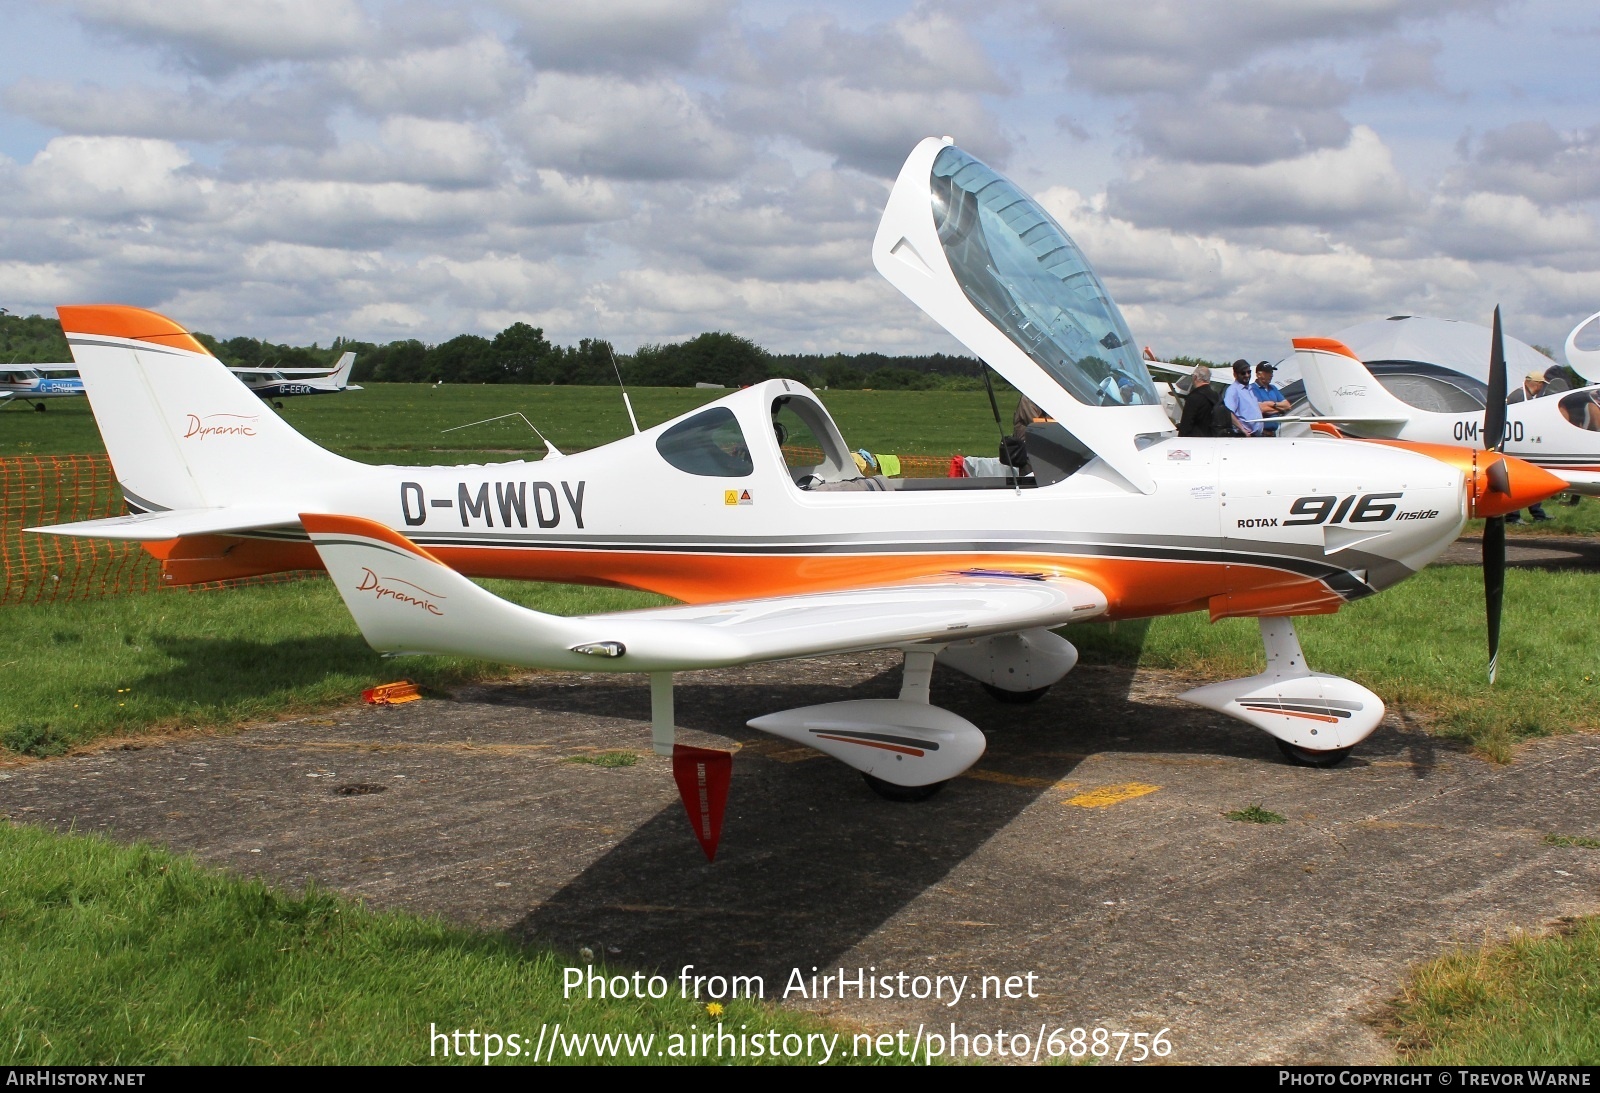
873;138;1172;494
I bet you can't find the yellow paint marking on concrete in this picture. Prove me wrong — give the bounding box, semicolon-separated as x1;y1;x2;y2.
962;769;1070;789
1064;782;1161;809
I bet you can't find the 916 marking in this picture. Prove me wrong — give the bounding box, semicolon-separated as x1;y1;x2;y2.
1283;492;1402;526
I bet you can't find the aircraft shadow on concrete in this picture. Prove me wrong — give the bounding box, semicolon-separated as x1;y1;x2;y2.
498;631;1446;982
139;634;381;703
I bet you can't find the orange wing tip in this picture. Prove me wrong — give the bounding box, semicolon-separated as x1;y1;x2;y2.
300;513;445;563
363;681;422;705
56;305;211;357
1292;337;1360;359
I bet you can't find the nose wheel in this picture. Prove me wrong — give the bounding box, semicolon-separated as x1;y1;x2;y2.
1275;739;1354;768
862;773;947;802
982;682;1052;704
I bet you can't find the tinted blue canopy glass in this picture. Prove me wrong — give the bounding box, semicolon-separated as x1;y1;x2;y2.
931;146;1159;408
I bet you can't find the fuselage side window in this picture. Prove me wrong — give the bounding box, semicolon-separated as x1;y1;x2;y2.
656;406;755;477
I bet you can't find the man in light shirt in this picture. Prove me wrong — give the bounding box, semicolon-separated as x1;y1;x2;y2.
1223;359;1264;436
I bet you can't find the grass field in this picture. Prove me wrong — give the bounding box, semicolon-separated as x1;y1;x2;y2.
1388;916;1600;1064
0;823;880;1066
0;382;1018;463
0;578;666;758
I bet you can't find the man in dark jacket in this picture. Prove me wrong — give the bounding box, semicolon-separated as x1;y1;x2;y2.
1177;364;1220;436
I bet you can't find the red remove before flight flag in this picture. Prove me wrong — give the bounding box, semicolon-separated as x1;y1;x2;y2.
671;745;732;862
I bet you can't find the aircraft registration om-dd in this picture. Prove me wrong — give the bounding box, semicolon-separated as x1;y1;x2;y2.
35;137;1563;856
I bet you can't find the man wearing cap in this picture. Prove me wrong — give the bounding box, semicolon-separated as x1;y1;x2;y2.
1250;361;1291;436
1507;371;1549;405
1222;359;1265;436
1505;371;1554;522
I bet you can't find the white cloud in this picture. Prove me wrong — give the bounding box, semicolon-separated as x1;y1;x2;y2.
3;78;332;147
1110;125;1416;230
67;0;370;72
497;0;734;72
307;117;506;189
1425;191;1597;261
15;136;213;221
332;36;528;117
1362;37;1448;92
1453;120;1600;204
2;0;1595;364
728;79;1006;177
1130;97;1352;166
1034;0;1492;94
505;73;748;180
631;164;884;281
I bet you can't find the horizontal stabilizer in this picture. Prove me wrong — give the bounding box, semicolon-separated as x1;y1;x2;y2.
305;514;1109;673
30;506;302;540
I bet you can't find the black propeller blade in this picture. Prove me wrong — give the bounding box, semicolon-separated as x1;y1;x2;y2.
1483;305;1508;684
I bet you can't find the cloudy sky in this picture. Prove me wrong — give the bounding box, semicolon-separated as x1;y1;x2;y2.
2;0;1598;362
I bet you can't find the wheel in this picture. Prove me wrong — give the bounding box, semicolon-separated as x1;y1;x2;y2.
1275;739;1354;768
35;402;46;412
982;682;1052;704
862;772;946;802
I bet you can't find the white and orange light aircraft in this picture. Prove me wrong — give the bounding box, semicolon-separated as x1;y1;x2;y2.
1288;319;1600;496
34;139;1563;823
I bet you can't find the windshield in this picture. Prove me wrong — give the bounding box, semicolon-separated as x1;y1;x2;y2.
930;146;1159;408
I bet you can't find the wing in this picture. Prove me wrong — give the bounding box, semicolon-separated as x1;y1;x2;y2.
31;363;81;372
303;514;1108;673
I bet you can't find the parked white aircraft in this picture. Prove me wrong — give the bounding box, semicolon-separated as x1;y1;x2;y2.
1289;324;1600;496
33;140;1563;832
232;351;360;404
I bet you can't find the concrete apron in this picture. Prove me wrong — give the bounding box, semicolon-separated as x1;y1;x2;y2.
2;652;1597;1065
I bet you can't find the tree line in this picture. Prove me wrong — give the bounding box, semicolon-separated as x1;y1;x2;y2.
0;313;986;391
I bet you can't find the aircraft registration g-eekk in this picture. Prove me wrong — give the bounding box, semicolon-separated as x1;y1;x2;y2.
232;351;361;405
35;138;1564;846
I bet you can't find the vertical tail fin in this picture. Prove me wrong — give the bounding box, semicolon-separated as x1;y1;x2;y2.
57;305;355;512
1292;337;1410;435
326;351;357;389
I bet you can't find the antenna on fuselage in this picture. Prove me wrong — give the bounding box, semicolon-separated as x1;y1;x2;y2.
980;364;1021;495
606;344;641;435
441;412;563;459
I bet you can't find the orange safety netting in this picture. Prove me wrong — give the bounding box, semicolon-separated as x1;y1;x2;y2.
0;455;310;606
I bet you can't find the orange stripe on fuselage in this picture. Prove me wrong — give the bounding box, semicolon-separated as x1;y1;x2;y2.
149;533;1353;621
420;544;1343;621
